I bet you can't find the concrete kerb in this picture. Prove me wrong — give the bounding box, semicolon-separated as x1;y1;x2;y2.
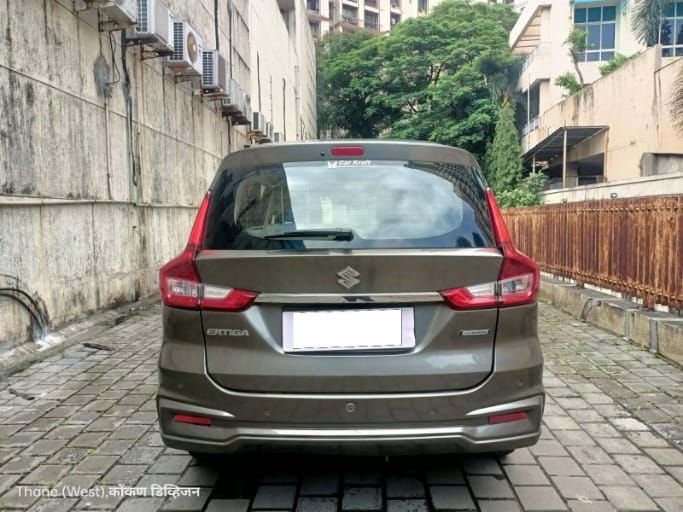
0;295;160;380
539;277;683;367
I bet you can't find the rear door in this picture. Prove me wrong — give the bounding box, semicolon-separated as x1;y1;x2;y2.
197;142;502;394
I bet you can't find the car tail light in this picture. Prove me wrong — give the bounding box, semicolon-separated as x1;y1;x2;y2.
159;193;258;311
440;189;539;310
488;411;528;424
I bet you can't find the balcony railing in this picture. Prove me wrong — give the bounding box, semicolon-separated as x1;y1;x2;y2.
522;116;540;135
365;20;379;30
342;15;358;25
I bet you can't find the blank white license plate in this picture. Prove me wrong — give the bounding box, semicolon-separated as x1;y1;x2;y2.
282;308;415;353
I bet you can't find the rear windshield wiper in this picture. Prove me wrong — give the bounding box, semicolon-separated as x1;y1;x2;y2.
263;228;354;241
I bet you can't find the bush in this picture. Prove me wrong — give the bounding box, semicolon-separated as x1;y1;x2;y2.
555;73;583;96
599;54;633;76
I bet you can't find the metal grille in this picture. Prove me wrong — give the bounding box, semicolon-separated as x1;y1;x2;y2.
502;195;683;309
172;21;183;61
202;51;215;87
137;0;149;32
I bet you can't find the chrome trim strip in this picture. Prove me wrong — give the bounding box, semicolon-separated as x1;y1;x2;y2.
159;398;235;419
465;396;544;417
254;292;443;304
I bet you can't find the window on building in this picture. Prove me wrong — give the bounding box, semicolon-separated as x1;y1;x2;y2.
574;5;616;62
661;2;683;57
309;21;320;38
390;12;401;28
391;0;401;9
365;11;378;31
306;0;319;12
418;0;428;13
342;6;358;24
365;0;378;8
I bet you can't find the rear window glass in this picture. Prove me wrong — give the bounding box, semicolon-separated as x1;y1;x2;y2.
203;160;494;250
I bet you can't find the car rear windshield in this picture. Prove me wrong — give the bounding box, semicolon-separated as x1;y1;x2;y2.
203;160;494;250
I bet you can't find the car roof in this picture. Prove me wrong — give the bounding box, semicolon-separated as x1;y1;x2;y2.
217;140;480;172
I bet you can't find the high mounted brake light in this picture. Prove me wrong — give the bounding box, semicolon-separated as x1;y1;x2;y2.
331;146;365;157
159;193;258;311
440;189;539;310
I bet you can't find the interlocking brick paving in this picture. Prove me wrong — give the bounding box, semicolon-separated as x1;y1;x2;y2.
1;303;681;511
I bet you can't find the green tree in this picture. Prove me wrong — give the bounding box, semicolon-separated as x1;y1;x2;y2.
565;28;587;86
483;98;523;193
631;0;669;46
630;0;683;134
316;31;380;137
315;0;519;162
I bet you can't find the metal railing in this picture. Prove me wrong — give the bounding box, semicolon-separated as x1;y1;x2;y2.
502;195;683;309
522;116;540;135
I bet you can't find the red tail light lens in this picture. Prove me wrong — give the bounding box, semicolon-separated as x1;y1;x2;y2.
331;146;365;157
159;193;258;311
440;189;539;310
174;414;212;426
488;412;528;424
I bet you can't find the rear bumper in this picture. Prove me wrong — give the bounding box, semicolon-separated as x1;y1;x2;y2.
158;395;544;455
157;305;544;455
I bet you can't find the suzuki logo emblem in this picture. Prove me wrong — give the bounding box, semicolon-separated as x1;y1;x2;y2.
337;266;360;289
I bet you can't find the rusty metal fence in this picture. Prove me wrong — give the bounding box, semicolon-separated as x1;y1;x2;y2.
502;195;683;310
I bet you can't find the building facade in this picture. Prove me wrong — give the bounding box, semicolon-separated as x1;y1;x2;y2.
0;0;316;347
509;0;683;187
305;0;520;39
306;0;445;38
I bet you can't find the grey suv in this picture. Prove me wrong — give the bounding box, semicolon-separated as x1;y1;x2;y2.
157;140;544;456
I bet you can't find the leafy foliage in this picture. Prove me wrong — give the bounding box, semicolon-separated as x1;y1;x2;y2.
564;28;587;86
631;0;669;46
555;73;584;96
482;99;544;208
496;171;547;208
599;53;633;76
315;0;519;163
484;99;522;193
671;67;683;134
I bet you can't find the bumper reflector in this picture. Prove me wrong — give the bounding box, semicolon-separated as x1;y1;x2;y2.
174;414;212;426
488;412;528;424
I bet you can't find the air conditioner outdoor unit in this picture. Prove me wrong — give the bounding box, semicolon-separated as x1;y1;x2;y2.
202;50;228;92
236;88;252;125
220;79;242;113
130;0;173;52
265;122;274;140
166;19;203;76
273;132;284;143
252;112;267;134
86;0;137;28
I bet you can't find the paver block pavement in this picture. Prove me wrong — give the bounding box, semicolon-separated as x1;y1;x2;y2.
0;303;681;511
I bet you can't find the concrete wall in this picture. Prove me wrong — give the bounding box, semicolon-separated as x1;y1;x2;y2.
524;47;683;181
0;0;316;347
541;171;683;204
250;1;317;140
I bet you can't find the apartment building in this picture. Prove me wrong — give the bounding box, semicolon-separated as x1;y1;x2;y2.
509;0;683;188
305;0;444;38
